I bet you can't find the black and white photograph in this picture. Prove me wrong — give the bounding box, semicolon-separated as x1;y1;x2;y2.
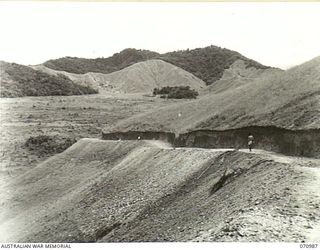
0;1;319;247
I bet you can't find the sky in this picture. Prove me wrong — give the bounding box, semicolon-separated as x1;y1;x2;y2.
0;2;320;69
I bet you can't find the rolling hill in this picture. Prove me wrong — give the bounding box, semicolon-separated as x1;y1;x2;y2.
0;61;98;98
34;59;206;94
94;59;206;93
106;56;320;134
43;46;271;85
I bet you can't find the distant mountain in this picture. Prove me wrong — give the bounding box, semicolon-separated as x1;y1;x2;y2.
43;46;271;85
43;48;160;74
0;61;98;98
106;56;320;133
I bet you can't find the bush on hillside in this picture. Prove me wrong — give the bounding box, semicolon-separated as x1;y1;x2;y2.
153;86;199;99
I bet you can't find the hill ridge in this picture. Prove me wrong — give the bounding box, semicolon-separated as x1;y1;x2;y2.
42;46;271;85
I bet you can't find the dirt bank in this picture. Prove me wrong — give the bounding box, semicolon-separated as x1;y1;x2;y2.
176;126;320;158
102;126;320;158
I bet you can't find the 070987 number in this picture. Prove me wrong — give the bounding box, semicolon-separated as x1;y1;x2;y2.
300;244;318;248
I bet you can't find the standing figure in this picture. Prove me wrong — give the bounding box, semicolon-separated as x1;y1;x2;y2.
248;133;254;152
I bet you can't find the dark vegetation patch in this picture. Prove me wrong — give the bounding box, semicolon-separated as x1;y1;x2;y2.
24;135;77;157
153;86;199;99
44;48;160;74
1;62;98;98
43;46;270;85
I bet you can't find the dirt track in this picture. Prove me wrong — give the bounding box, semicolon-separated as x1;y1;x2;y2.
1;139;319;242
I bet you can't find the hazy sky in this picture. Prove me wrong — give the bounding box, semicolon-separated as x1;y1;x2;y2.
0;2;320;69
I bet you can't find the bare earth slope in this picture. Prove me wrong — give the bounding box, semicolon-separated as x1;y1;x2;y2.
33;60;206;94
98;59;206;93
107;56;320;133
0;139;319;242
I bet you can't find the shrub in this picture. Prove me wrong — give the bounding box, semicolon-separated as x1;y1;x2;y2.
153;86;199;99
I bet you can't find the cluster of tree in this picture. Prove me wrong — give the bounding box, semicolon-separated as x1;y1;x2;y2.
43;46;270;85
1;62;98;98
153;86;199;99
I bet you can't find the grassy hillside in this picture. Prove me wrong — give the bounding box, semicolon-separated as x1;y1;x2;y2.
0;62;98;97
43;46;270;85
43;48;160;74
106;56;320;133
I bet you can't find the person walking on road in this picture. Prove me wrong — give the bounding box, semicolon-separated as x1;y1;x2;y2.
248;133;254;152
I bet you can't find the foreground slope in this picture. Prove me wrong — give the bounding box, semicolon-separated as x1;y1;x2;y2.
0;61;98;98
1;139;319;242
107;56;320;133
33;60;206;94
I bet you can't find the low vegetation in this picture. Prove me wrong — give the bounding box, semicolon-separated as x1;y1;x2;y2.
153;86;199;99
1;62;98;97
24;135;77;157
